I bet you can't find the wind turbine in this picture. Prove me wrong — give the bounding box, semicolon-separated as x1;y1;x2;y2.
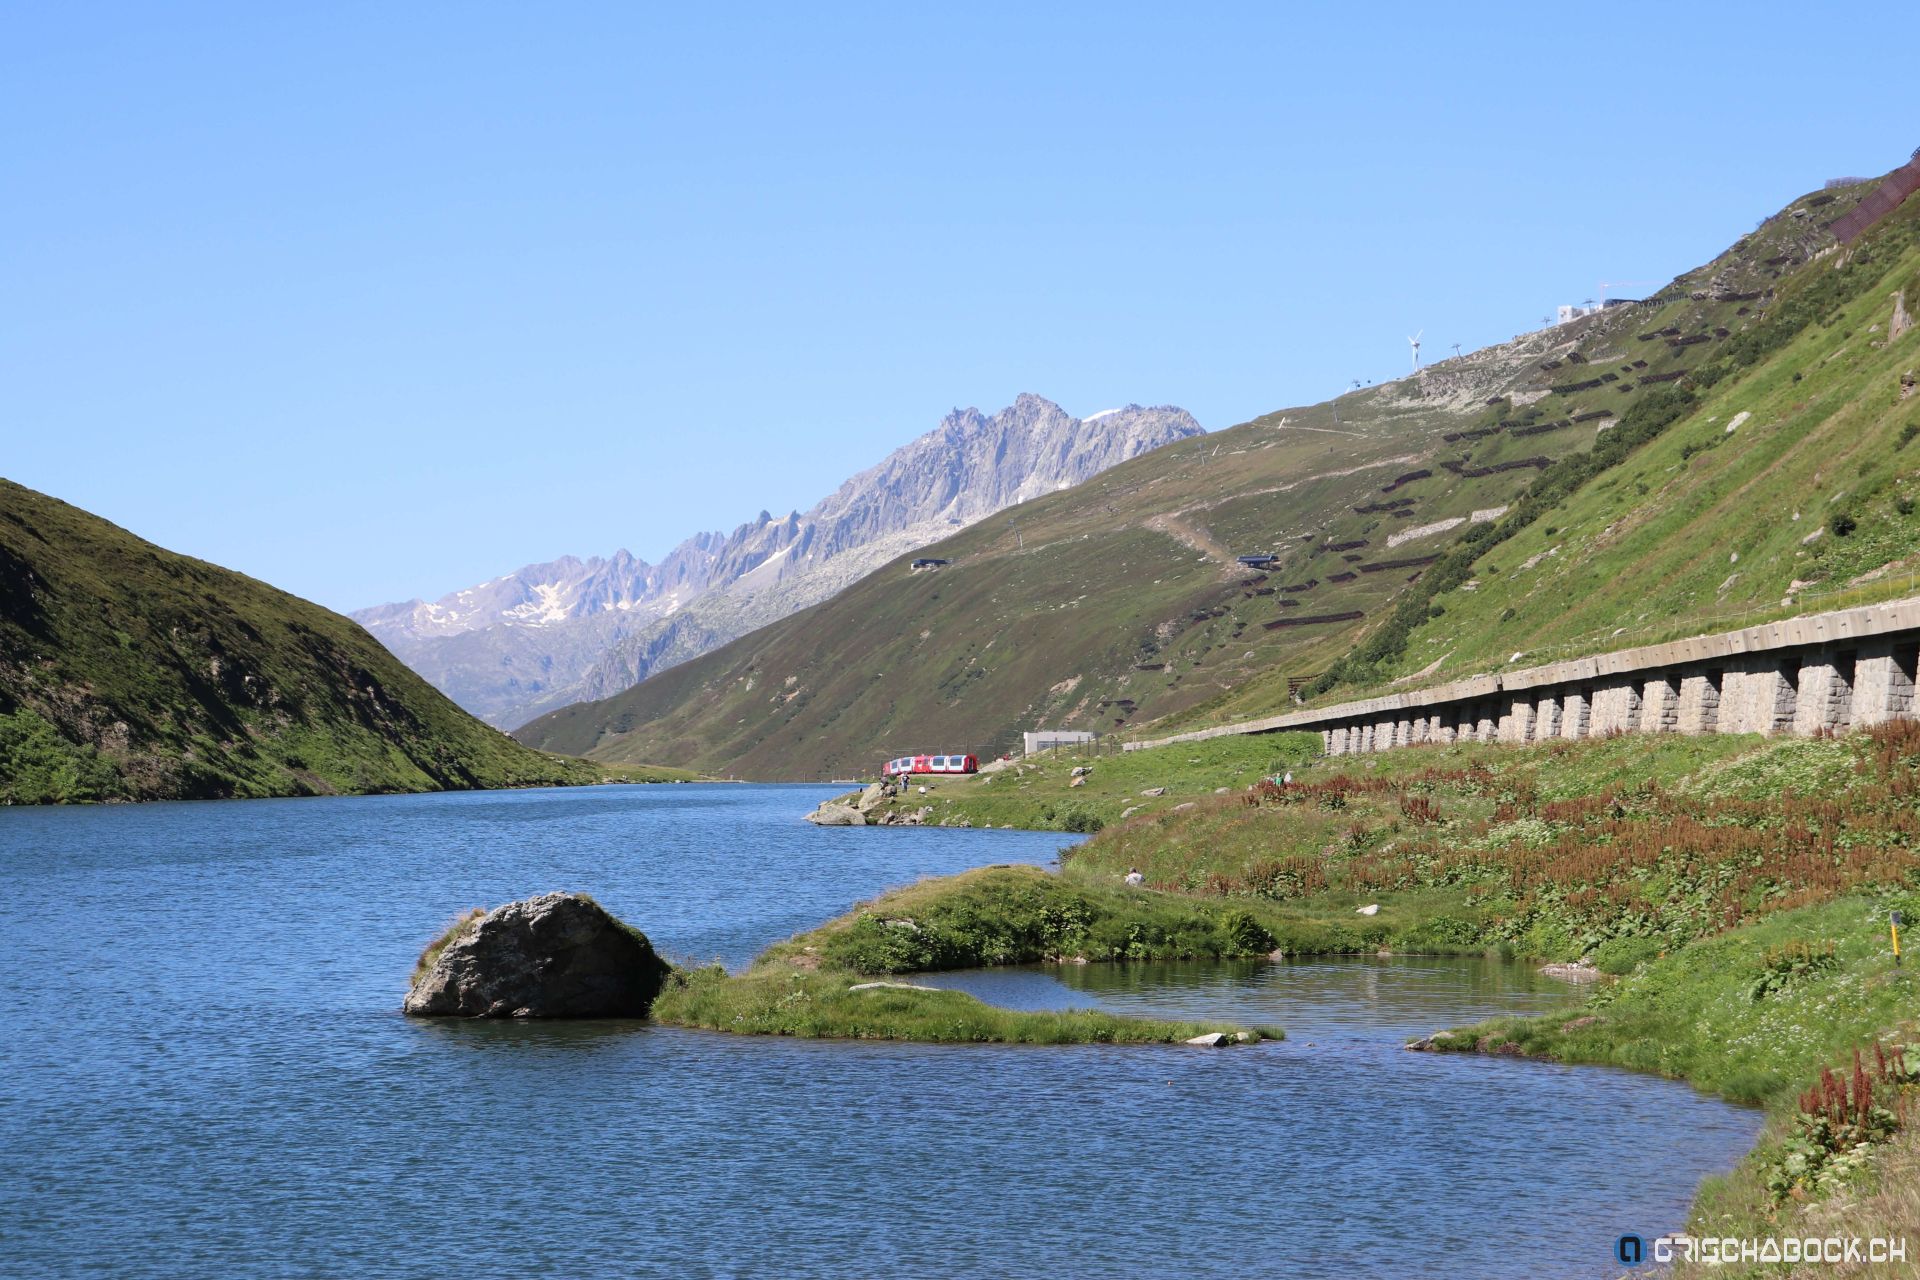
1407;330;1423;371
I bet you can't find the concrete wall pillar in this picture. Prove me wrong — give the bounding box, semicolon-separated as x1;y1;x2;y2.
1642;675;1679;733
1591;681;1640;734
1719;668;1758;734
1794;650;1855;735
1534;692;1561;739
1497;696;1534;743
1396;717;1413;747
1853;642;1918;727
1766;663;1799;735
1677;670;1721;734
1561;689;1590;739
1474;703;1496;742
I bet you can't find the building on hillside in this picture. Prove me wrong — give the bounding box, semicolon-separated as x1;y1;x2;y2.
1555;303;1599;325
1023;729;1095;755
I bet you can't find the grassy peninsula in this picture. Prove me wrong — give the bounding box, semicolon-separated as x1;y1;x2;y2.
852;723;1920;1274
651;964;1264;1045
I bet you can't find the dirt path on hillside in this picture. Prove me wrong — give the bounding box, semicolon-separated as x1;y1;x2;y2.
1145;512;1236;566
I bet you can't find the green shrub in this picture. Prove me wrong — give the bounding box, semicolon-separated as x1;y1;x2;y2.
1591;935;1664;975
0;708;122;804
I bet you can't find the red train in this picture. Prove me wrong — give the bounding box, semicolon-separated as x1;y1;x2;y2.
883;752;979;778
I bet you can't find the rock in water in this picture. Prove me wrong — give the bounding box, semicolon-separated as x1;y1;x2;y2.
403;892;671;1018
805;799;867;826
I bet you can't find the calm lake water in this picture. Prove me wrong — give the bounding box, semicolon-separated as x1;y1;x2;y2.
1;783;1758;1279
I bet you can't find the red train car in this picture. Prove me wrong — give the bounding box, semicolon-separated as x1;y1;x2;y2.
882;752;979;778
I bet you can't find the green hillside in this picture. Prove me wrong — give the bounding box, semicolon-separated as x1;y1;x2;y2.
1303;179;1920;701
520;174;1891;779
0;479;602;803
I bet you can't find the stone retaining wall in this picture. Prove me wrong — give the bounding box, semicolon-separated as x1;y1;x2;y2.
1125;599;1920;756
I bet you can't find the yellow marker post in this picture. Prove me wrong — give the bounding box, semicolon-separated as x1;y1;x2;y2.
1892;911;1903;967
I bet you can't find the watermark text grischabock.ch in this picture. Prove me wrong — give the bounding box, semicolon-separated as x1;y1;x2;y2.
1617;1234;1910;1266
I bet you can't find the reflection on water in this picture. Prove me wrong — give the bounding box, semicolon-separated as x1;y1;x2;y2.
936;953;1580;1042
0;784;1761;1279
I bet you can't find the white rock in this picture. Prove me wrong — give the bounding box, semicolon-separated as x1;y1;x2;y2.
1726;411;1750;434
1140;786;1167;797
849;981;940;992
1185;1032;1232;1047
1355;903;1381;916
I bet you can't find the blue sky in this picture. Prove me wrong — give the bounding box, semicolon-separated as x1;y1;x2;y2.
6;2;1916;610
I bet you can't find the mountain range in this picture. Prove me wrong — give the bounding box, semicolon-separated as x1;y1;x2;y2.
353;396;1203;728
516;167;1920;778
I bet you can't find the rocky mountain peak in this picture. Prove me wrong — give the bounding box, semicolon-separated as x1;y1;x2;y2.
355;395;1203;727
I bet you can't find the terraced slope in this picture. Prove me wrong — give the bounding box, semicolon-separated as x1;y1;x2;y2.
1304;176;1920;702
517;180;1879;779
0;480;599;803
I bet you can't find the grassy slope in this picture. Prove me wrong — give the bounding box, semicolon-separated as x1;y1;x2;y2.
0;479;610;802
519;180;1883;778
1317;183;1920;700
853;730;1323;832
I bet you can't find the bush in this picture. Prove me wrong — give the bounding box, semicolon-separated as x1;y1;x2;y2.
1829;508;1858;537
1592;935;1664;975
0;708;122;804
1061;810;1105;834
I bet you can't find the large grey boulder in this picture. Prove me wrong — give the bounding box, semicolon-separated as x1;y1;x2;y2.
403;892;671;1018
805;799;867;826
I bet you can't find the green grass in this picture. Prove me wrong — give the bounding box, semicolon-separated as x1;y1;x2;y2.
0;478;617;803
762;863;1546;980
1421;896;1914;1102
592;761;707;784
1326;190;1920;700
650;963;1267;1045
1059;726;1920;966
860;730;1323;832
